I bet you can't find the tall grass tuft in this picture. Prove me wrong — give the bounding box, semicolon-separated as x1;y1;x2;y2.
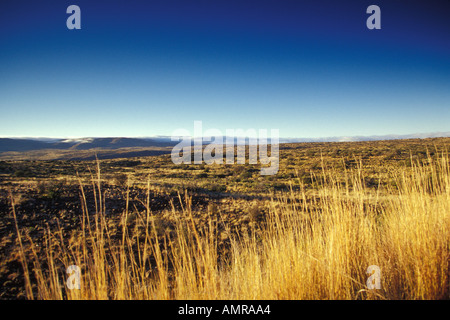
15;153;449;299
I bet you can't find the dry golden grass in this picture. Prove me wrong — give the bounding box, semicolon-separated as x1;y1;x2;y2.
11;152;450;300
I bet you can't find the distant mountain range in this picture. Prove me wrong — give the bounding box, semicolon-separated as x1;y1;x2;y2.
0;132;449;153
0;137;177;153
278;131;450;143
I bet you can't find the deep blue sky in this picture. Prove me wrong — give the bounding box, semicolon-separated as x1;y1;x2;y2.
0;0;449;138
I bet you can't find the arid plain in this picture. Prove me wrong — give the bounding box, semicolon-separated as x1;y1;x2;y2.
0;137;448;299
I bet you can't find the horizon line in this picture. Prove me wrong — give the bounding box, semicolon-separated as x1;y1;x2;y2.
0;131;449;141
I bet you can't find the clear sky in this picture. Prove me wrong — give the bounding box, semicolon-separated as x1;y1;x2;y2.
0;0;449;138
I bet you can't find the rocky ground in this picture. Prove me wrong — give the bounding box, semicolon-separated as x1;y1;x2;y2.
0;181;268;299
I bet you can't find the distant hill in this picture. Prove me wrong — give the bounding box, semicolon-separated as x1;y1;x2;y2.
0;138;58;152
0;137;178;153
0;132;449;161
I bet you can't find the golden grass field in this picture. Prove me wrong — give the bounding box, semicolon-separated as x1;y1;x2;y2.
0;138;449;299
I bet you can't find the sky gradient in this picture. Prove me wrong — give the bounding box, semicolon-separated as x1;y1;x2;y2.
1;0;449;138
